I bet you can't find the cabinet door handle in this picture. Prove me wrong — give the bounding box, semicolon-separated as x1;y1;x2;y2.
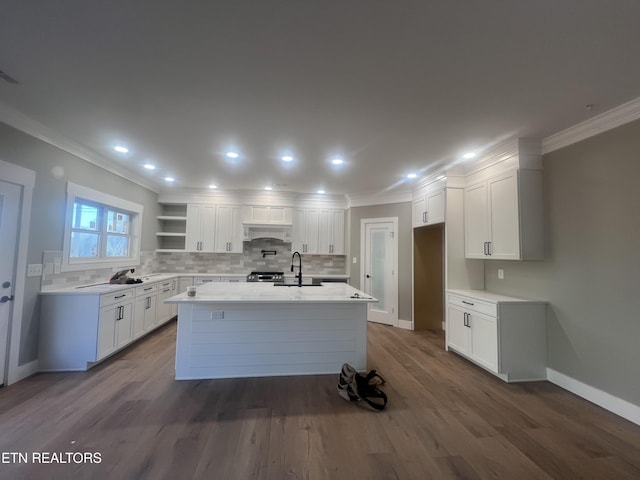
466;312;471;328
114;294;126;299
488;241;492;256
423;212;426;223
462;300;474;306
425;211;429;223
463;312;467;327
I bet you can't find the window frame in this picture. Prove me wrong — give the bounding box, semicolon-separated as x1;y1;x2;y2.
61;182;144;272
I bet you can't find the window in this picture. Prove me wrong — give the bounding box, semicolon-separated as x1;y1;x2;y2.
62;183;144;272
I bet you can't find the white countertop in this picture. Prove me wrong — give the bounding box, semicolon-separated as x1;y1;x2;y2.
40;272;350;295
166;281;376;304
39;274;180;295
448;289;545;303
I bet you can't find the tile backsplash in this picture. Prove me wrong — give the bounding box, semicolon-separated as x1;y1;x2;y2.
41;239;346;290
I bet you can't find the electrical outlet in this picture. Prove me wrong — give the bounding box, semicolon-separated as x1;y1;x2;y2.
352;257;357;264
27;264;43;277
498;269;504;280
54;263;61;274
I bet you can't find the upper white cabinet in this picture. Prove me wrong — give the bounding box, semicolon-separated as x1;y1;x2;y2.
464;168;543;260
293;208;319;254
215;205;243;253
463;139;544;261
412;187;445;228
318;209;345;254
186;204;216;252
243;206;292;225
293;208;345;255
186;204;244;253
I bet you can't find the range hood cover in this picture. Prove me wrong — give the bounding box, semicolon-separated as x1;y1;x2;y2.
244;224;292;242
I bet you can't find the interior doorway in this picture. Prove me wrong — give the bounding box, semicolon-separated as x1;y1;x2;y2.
413;223;444;331
361;217;398;326
0;180;21;386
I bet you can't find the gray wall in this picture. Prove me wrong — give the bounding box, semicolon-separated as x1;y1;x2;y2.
484;119;640;405
0;122;161;365
348;202;412;322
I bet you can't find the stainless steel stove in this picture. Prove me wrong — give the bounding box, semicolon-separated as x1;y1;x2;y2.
246;271;284;282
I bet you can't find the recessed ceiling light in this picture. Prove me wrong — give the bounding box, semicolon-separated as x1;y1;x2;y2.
143;163;156;170
164;177;175;182
209;184;217;189
114;146;129;153
331;158;344;165
264;186;273;191
281;155;293;162
407;173;418;179
226;151;239;159
317;189;326;194
462;152;476;159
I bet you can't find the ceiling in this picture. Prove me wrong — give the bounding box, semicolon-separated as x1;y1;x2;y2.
2;1;640;198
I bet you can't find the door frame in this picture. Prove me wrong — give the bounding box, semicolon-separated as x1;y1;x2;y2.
360;217;398;326
0;158;35;385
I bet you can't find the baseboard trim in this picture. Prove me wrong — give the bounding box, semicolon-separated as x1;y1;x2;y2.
8;359;38;386
398;319;412;330
546;368;640;426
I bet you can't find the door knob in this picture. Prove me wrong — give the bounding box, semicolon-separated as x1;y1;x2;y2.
1;295;14;303
366;274;371;278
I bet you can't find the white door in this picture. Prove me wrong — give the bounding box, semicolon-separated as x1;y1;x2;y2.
0;180;21;385
361;218;398;326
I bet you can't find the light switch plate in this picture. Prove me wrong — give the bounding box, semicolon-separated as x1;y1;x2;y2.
27;264;43;277
498;269;504;280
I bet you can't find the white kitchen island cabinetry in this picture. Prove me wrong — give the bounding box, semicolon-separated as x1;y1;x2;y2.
165;282;376;380
446;289;546;382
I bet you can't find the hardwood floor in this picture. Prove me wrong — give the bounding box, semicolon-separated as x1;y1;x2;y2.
1;321;640;480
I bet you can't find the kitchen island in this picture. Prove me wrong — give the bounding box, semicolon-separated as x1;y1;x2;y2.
165;282;377;380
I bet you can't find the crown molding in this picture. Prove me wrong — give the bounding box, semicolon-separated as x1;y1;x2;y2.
346;189;412;208
0;101;160;193
542;96;640;154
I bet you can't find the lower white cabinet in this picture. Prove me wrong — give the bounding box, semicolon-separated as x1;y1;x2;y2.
446;290;546;382
156;279;178;323
39;276;180;371
134;283;158;338
98;290;134;360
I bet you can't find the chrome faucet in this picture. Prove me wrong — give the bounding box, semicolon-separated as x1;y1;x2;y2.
291;251;303;287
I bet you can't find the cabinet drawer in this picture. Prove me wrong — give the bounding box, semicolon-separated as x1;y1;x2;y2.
100;289;134;307
194;277;220;285
135;283;158;297
447;294;497;317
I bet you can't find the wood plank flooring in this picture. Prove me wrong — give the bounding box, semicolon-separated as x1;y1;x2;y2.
1;321;640;480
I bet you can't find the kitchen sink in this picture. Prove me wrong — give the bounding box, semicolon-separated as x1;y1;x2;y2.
273;281;323;287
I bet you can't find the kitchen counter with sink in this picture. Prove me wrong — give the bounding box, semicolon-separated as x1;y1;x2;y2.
165;281;376;380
